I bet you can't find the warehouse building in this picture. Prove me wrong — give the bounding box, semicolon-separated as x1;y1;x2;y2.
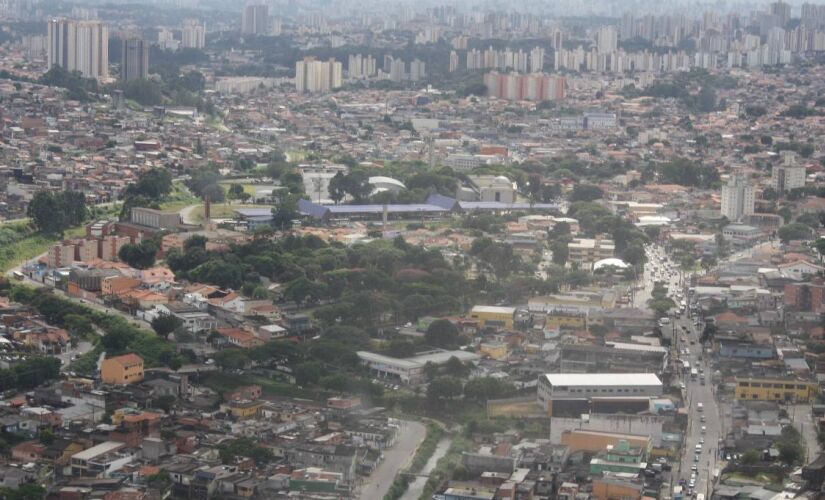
537;373;662;414
357;349;479;384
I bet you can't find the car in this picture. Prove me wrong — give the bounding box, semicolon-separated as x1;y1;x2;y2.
699;438;705;445
693;454;700;462
695;444;702;451
691;465;698;472
700;415;706;422
701;426;707;434
689;479;696;488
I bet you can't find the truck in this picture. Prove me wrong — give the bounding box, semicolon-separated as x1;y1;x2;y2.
691;368;699;380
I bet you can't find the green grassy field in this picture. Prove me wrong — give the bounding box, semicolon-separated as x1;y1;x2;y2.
204;372;326;400
190;203;272;222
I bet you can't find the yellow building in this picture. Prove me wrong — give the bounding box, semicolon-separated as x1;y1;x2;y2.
229;400;265;420
479;342;509;360
470;305;516;330
545;310;587;330
100;353;144;385
735;377;819;402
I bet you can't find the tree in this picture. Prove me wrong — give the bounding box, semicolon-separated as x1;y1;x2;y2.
569;184;604;202
219;437;275;465
26;191;62;233
125;167;173;200
426;376;463;402
213;349;249;370
146;470;172;494
184;234;208;251
272;195;299;230
814;238;825;261
778;223;813;243
464;377;516;402
328;171;346;204
425;319;459;348
741;449;759;465
444;356;470;377
151;314;183;339
123;78;163;105
227;183;245;201
118;240;158;269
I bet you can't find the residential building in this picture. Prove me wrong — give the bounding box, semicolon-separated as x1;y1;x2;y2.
120;38;148;81
734;377;819;402
100;353;145;385
568;238;616;269
47;19;109;79
48;243;75;268
720;173;755;221
722;224;761;247
772;164;806;193
181;20;206;49
295;57;343;93
784;279;825;314
483;72;566;101
70;441;130;477
241;4;268;35
589;439;647;474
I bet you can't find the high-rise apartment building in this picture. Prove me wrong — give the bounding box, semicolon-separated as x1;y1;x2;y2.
483;71;566;102
770;1;791;27
120;38;148;82
449;50;459;72
295;57;342;93
47;19;109;79
596;26;618;54
347;54;376;79
409;59;426;81
720;173;755;221
772;151;807;193
241;4;269;35
181;19;206;49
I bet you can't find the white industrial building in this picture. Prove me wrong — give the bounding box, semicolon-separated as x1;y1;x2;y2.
357;349;480;384
537;373;663;411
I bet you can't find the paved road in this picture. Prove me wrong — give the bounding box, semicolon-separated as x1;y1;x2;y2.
674;313;722;498
634;244;684;309
790;404;817;463
8;263;152;330
359;420;426;500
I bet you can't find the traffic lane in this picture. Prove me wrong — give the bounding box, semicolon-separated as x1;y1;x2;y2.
678;317;721;496
359;420;426;500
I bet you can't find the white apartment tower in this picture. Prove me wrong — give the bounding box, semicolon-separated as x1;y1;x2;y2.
47;19;109;79
721;173;755;221
596;26;618;54
295;57;343;93
772;151;807;192
181;20;206;49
